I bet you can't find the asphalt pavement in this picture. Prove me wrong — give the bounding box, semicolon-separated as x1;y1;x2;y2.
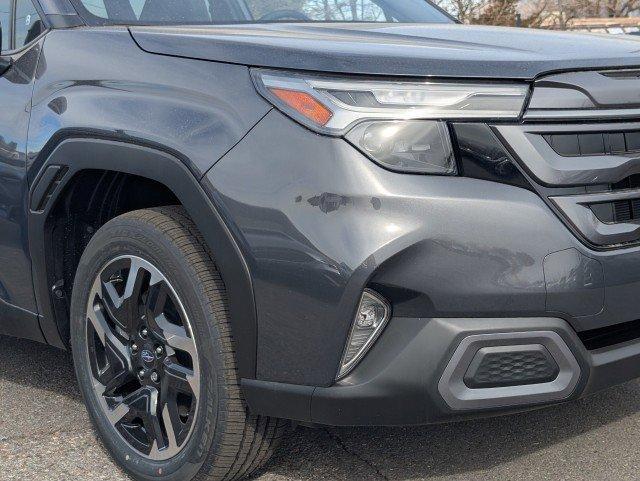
2;334;640;481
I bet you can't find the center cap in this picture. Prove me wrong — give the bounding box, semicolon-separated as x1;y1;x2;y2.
141;349;155;365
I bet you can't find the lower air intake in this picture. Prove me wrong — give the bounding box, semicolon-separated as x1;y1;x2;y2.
464;345;559;389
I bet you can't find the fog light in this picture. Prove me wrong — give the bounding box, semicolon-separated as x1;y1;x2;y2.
337;289;391;380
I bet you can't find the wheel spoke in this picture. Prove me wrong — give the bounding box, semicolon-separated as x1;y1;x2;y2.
101;280;124;320
162;404;178;449
164;359;198;396
87;301;110;346
140;389;166;452
100;258;148;333
92;379;131;426
122;257;147;303
159;404;178;455
101;336;135;395
106;398;131;426
146;280;170;319
118;387;163;446
162;319;197;358
88;303;132;371
116;386;180;459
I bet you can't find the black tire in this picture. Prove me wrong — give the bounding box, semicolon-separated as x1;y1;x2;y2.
70;206;289;481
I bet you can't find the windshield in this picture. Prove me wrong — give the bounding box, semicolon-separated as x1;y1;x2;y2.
71;0;452;25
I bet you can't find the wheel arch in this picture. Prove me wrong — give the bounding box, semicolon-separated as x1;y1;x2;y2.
29;136;258;379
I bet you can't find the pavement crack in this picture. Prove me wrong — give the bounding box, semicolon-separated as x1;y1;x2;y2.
323;428;389;480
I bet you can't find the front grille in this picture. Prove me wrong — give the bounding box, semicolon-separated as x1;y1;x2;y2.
614;200;635;222
612;173;640;190
578;319;640;350
594;175;640;223
544;131;639;156
496;123;640;246
493;69;640;247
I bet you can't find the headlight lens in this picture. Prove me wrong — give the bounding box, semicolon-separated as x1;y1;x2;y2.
251;69;528;174
345;120;456;174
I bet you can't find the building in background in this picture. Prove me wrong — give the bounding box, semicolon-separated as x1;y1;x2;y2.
548;16;640;34
436;0;640;32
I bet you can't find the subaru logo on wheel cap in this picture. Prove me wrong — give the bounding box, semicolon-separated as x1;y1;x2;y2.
141;350;154;364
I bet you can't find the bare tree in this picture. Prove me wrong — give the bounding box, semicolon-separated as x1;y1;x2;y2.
433;0;488;23
246;0;640;25
604;0;640;16
475;0;520;25
518;0;552;27
520;0;640;28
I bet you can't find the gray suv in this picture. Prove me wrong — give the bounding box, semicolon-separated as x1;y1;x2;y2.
3;0;640;479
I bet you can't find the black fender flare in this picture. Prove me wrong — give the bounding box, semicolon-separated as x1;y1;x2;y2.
29;137;257;378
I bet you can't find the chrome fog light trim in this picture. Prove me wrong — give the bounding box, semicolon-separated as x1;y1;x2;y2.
337;289;391;380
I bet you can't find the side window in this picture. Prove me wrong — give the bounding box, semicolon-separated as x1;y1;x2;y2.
14;0;44;49
0;0;10;52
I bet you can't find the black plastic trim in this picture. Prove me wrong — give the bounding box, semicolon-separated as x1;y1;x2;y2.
243;317;595;426
463;344;559;389
30;164;67;212
45;14;84;28
242;379;314;422
29;137;258;378
578;318;640;350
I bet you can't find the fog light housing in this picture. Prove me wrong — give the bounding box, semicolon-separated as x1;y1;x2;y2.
337;289;391;380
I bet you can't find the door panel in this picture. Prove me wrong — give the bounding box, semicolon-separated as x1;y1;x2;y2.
0;40;43;340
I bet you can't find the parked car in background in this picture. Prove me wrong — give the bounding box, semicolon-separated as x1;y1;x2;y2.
5;0;640;480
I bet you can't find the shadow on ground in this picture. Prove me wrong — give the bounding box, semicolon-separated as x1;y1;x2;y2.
2;335;640;480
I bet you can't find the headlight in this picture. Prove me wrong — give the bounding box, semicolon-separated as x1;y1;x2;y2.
345;120;456;174
251;69;529;174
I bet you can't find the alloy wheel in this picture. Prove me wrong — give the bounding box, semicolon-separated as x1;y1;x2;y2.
85;255;200;461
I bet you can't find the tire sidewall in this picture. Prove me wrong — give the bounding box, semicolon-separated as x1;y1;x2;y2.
71;214;227;481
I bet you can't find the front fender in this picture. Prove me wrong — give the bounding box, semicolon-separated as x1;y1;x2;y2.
29;138;259;378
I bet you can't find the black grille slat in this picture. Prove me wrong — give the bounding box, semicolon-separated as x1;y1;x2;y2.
605;132;627;153
614;200;632;222
578;133;606;155
578;319;640;350
626;132;640;152
632;199;640;219
546;131;640;157
545;134;580;156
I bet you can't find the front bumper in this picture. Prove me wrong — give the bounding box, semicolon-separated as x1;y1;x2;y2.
205;109;640;424
243;316;640;425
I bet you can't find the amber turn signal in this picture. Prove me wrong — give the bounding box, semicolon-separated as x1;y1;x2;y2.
269;87;333;126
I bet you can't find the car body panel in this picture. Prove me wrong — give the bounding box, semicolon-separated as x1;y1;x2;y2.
131;23;640;80
0;42;42;318
27;27;271;180
205;110;575;386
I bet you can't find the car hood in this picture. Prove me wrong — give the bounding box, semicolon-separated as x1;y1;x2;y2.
130;23;640;80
